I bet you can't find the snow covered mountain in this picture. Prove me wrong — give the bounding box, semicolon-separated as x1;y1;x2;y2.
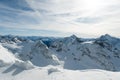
49;34;120;71
0;34;120;80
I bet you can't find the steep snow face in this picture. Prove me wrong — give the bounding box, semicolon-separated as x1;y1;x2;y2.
0;44;16;66
27;40;60;67
1;40;34;61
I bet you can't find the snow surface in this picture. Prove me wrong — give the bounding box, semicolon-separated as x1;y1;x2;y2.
0;34;120;80
0;66;120;80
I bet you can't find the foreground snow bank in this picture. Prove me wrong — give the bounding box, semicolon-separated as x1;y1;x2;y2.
0;66;120;80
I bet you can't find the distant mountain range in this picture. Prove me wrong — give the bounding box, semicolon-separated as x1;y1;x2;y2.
0;34;120;71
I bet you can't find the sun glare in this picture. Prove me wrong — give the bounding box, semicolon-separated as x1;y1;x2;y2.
82;0;105;12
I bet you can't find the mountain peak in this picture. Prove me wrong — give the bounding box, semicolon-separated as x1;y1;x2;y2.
70;34;77;39
100;34;113;40
96;34;120;47
103;34;111;38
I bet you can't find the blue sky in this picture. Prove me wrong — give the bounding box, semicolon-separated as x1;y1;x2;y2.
0;0;120;37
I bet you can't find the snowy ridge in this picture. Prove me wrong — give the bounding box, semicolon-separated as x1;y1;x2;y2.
50;34;120;71
0;34;120;71
28;40;60;67
0;34;120;80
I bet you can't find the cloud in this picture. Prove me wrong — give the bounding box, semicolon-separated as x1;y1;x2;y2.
0;0;40;28
0;0;120;37
75;17;102;24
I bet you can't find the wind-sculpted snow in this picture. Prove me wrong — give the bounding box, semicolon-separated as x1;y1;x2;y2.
0;44;35;70
0;44;16;66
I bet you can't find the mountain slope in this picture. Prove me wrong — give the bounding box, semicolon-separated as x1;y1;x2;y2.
0;34;120;71
0;34;120;80
50;34;120;71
